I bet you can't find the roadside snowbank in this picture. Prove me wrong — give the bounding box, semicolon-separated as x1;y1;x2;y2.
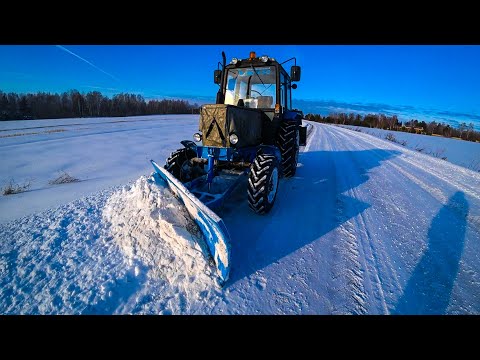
103;176;221;302
339;124;480;172
0;176;223;314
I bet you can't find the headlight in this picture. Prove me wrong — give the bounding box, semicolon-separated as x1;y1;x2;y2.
193;133;202;142
229;133;239;145
231;57;238;64
260;55;268;62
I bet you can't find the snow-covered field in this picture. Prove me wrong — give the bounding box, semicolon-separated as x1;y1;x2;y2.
340;124;480;172
1;115;480;314
0;115;197;223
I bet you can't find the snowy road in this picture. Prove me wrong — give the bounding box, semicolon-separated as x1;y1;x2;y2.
215;122;480;314
1;118;479;314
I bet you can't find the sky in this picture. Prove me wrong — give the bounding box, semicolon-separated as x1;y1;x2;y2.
1;45;479;128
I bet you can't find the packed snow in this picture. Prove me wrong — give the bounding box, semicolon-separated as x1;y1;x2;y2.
340;124;480;172
1;115;480;314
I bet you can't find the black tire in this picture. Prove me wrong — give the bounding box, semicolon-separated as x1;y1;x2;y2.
247;154;279;214
164;148;197;181
276;121;299;177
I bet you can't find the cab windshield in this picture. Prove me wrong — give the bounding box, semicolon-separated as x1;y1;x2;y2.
224;66;276;109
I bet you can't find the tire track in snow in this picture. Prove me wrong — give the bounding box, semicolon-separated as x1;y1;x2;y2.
329;127;386;314
322;125;441;312
325;124;480;313
334;125;480;235
327;128;390;314
324;126;414;304
309;125;347;313
313;124;369;314
339;126;480;201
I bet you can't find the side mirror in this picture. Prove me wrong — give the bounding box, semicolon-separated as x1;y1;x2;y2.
214;70;222;85
291;66;301;82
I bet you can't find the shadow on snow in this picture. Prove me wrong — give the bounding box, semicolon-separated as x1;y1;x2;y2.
393;191;469;314
220;148;400;285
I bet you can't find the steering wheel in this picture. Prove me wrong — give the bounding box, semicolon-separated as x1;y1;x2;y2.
250;89;262;97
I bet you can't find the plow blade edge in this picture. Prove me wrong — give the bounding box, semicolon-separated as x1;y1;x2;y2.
150;160;231;284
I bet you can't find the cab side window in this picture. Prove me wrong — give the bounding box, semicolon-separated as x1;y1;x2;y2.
280;71;289;110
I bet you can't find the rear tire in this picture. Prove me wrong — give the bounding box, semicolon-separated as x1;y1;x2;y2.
164;148;197;181
276;121;299;177
247;154;279;214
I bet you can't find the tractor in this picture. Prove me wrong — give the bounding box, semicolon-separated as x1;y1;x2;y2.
150;51;306;283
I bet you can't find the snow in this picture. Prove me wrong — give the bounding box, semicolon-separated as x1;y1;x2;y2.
1;115;480;314
0;176;223;314
0;115;198;223
339;125;480;172
102;176;224;312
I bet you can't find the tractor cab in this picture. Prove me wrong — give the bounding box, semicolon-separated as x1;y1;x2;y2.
214;51;301;119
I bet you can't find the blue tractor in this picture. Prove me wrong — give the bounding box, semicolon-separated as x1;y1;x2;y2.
151;51;306;284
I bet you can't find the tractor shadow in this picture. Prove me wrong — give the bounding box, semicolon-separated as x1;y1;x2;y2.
220;148;400;285
392;191;469;314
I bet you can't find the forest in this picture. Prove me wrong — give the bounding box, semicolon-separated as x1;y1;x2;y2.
1;89;479;143
0;90;199;120
305;112;480;142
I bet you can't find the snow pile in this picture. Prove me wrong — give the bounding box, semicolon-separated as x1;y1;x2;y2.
102;176;222;311
0;189;124;314
0;176;224;314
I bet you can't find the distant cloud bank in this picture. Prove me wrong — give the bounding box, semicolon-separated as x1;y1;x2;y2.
167;94;480;131
293;99;480;131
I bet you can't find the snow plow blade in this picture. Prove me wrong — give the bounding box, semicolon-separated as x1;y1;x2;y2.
150;160;231;284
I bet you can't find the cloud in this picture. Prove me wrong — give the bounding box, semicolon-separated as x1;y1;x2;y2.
56;45;120;82
294;99;480;130
82;85;120;92
144;93;215;105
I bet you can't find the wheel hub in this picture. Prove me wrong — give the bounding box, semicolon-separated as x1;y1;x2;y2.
267;168;278;203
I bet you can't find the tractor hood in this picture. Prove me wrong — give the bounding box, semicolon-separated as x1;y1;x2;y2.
199;104;264;148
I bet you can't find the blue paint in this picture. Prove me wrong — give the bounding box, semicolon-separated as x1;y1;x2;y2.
196;146;234;161
207;155;215;184
150;160;231;284
283;109;303;123
195;145;257;163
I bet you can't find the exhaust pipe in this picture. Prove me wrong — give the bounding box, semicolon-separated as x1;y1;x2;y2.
216;51;226;104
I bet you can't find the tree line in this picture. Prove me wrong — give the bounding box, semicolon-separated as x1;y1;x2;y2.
0;90;200;120
305;112;480;142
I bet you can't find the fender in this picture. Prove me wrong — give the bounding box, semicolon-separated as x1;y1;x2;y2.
257;144;282;164
282;110;307;146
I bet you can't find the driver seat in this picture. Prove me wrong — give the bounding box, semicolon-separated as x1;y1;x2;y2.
257;96;273;109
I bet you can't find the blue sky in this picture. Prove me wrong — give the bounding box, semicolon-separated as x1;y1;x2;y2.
1;45;479;128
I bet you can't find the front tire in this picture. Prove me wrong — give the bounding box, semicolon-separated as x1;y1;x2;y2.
247;154;279;214
164;148;197;182
276;121;299;177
